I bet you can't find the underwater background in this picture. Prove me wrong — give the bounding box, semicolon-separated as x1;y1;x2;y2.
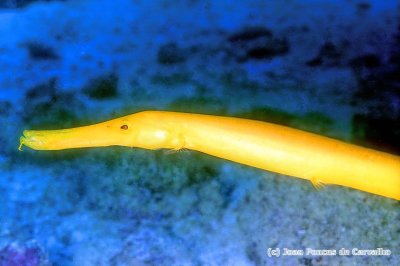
0;0;399;265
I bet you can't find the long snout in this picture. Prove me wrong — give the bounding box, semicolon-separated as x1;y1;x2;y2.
19;124;119;151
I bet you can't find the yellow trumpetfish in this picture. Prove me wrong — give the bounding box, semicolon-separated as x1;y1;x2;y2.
19;111;400;200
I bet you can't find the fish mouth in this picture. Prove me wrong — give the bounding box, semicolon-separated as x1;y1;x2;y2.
19;129;60;151
19;130;40;151
18;128;86;151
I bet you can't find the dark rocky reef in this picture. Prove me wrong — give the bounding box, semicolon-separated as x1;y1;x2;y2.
306;42;342;67
0;0;67;8
24;42;60;60
83;74;118;100
227;26;290;62
350;24;400;154
157;42;188;65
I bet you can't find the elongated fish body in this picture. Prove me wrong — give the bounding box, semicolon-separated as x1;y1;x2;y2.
20;111;400;200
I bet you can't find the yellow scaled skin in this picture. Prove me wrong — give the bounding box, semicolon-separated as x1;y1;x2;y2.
19;111;400;200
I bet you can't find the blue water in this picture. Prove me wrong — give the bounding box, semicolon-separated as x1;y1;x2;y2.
0;1;399;265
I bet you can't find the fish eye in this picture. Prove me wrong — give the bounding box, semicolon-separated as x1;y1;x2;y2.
120;124;128;130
